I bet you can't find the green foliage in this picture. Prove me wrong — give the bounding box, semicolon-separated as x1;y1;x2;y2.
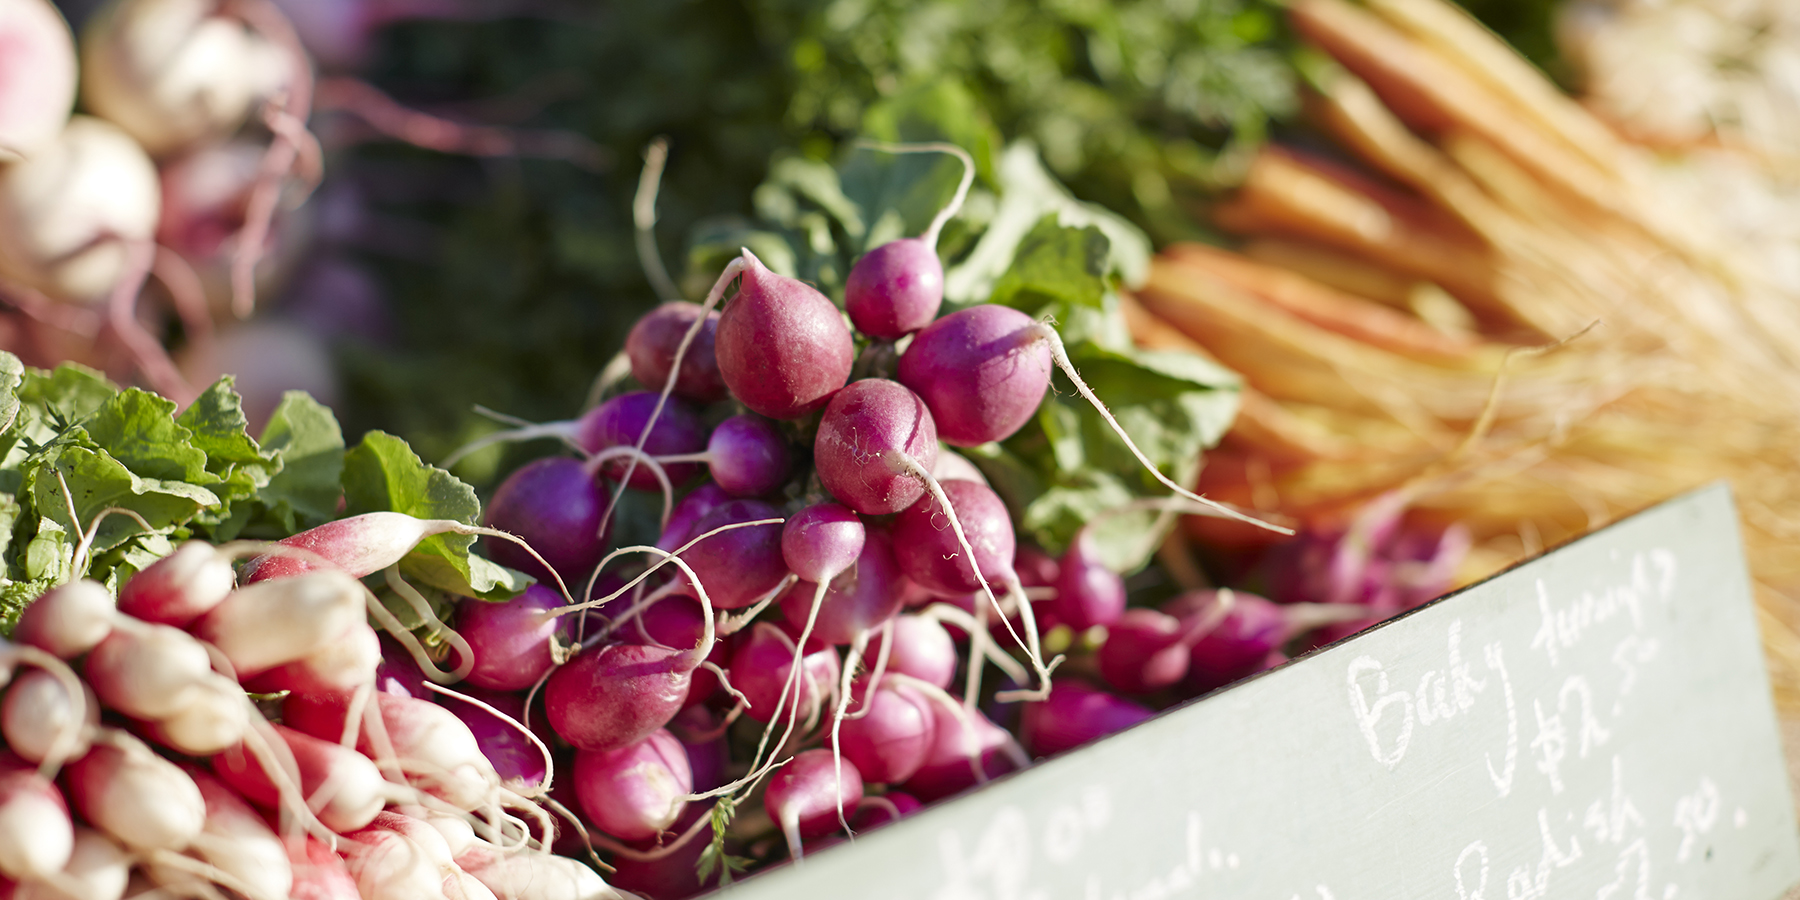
0;352;517;631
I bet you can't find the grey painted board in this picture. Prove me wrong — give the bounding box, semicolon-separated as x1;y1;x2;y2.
715;482;1800;900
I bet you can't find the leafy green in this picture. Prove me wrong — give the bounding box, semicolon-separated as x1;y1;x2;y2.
252;392;346;535
343;432;529;601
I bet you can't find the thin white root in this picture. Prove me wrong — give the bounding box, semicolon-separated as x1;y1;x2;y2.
424;681;556;794
633;136;682;303
440;419;581;470
583;445;676;528
717;573;797;635
916;604;1030;686
1035;322;1293;536
384;565;475;683
830;634;867;837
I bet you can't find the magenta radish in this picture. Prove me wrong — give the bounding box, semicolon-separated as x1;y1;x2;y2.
900;694;1020;802
572;728;691;842
676;413;790;497
765;749;863;848
282;691;498;811
892;479;1015;596
83;624;213;720
713;250;855;419
0;115;161;303
776;529;905;647
453;585;567;691
865;615;958;690
114;542;236;628
2;670;98;765
1018;678;1154;757
781;503;865;585
897;305;1051;447
192;569;366;679
813;379;939;516
79;0;288;156
627;300;727;403
843;141;973;339
0;0;76;162
13;580;114;659
543;643;693;753
0;754;71;880
851;792;921;830
65;737;205;851
480;457;606;582
830;676;937;785
631;595;726;707
578;391;707;489
730;623;839;724
375;635;431;699
677;498;789;610
1096;608;1194;694
211;725;393;833
1053;528;1126;631
655;482;731;552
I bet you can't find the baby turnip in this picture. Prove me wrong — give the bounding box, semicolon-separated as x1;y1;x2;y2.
0;116;160;303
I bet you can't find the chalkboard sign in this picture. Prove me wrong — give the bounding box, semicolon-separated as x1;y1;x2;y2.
716;483;1800;900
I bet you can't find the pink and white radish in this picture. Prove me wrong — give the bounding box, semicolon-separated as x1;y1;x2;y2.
192;568;366;679
114;541;236;628
0;754;71;881
211;724;396;833
11;828;130;900
64;736;206;852
2;670;99;766
0;0;77;162
282;690;499;812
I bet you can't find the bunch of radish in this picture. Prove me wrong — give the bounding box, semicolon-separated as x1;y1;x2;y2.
0;513;637;900
387;141;1464;896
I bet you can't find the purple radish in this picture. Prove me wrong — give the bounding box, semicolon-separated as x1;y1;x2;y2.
673;414;790;497
851;792;922;831
435;686;549;791
776;529;904;647
729;624;838;724
1013;546;1059;588
632;594;727;707
765;749;863;847
892;479;1015;596
626;301;727;403
543;643;695;753
844;140;973;339
1095;609;1193;694
1018;678;1154;757
573;729;692;842
845;240;943;340
1164;590;1288;693
1053;528;1126;631
813;379;939;516
374;635;429;699
577;391;707;489
780;503;865;584
670;707;729;792
897;305;1052;447
866;615;958;690
656;482;732;552
714;251;855;419
830;676;937;784
678;499;788;610
452;585;567;692
481;457;606;582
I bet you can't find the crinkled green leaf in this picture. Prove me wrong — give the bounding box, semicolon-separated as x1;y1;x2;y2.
0;352;23;437
85;390;214;485
0;576;55;635
26;437;219;557
179;379;281;541
342;432;523;601
254;392;344;533
90;533;176;595
16;364;116;432
990;216;1111;311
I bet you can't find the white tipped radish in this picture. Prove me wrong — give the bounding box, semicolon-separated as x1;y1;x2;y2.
13;580;113;660
241;621;380;695
154;768;292;900
64;737;205;852
115;541;235;628
83;623;212;721
0;0;77;162
345;812;498;900
211;724;396;833
191;569;365;679
284;691;498;812
462;853;626;900
0;755;71;881
141;671;247;756
0;115;161;303
2;670;99;765
78;0;288;157
12;828;130;900
288;837;360;900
